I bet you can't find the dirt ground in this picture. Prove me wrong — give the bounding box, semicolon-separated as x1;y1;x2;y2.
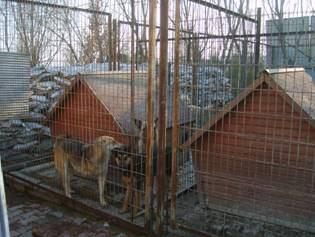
6;187;137;237
176;192;315;237
8;180;314;237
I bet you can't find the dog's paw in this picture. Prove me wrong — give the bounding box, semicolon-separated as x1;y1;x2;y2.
100;200;108;207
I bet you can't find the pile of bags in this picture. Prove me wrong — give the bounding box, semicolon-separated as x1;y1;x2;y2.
0;66;74;166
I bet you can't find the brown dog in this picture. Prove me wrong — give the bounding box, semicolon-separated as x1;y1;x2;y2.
114;119;158;215
54;135;124;206
114;151;143;214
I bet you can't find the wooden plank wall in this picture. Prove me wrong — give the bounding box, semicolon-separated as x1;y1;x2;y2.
192;83;315;222
50;80;130;145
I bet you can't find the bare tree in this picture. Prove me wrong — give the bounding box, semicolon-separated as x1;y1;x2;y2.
0;1;14;52
48;4;85;65
47;0;109;65
264;0;310;66
265;0;288;64
181;0;193;63
12;2;58;66
117;0;148;63
217;0;248;64
178;0;249;64
84;0;108;63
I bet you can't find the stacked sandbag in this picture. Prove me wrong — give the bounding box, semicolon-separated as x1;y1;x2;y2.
30;66;74;114
175;65;233;108
0;66;74;166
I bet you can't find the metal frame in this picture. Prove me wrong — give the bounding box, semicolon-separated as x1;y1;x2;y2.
2;0;315;236
0;159;10;237
5;0;110;16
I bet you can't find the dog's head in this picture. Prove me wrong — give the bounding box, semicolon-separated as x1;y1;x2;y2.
134;118;158;154
95;136;125;150
82;136;125;160
112;149;132;168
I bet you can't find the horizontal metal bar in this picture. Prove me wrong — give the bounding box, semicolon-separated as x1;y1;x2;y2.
139;30;315;42
5;0;110;16
119;20;200;35
2;155;52;172
188;0;257;23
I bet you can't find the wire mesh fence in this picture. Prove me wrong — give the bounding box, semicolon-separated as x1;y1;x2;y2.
0;0;315;236
172;1;315;236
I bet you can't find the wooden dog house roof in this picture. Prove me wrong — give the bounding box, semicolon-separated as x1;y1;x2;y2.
49;72;194;135
183;68;315;147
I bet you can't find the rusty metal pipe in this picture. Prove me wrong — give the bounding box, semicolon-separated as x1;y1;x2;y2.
144;0;157;232
170;0;181;228
108;14;112;71
130;0;136;152
156;0;169;235
130;0;136;222
254;8;262;79
113;19;117;71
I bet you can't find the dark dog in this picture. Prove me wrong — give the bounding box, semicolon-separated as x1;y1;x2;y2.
116;119;172;214
114;149;144;214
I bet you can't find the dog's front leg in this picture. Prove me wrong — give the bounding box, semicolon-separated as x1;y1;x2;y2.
120;176;132;213
132;189;141;216
98;175;107;206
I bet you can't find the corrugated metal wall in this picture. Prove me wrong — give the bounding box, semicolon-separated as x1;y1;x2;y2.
0;52;30;120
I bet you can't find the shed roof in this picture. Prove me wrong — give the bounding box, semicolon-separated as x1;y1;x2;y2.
183;68;315;147
50;72;194;135
267;68;315;119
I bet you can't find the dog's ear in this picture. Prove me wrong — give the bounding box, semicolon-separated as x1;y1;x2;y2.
115;157;120;166
134;119;143;130
125;156;132;166
154;118;158;130
111;141;124;151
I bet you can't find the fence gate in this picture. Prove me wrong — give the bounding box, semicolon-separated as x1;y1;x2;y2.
164;1;315;237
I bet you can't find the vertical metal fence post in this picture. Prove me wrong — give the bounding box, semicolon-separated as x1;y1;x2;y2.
157;0;168;235
118;21;121;71
145;0;157;232
113;19;117;71
108;13;113;71
192;33;198;107
135;24;139;70
171;0;180;228
130;0;136;222
130;0;136;147
0;159;10;237
254;7;261;78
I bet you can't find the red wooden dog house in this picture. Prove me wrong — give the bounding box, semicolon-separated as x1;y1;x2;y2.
48;72;195;202
49;72;193;146
183;68;315;230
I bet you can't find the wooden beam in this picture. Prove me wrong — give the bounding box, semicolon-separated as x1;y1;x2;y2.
144;0;157;231
156;0;169;235
170;0;181;227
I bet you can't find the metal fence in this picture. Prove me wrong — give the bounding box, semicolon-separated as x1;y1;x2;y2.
1;0;315;236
